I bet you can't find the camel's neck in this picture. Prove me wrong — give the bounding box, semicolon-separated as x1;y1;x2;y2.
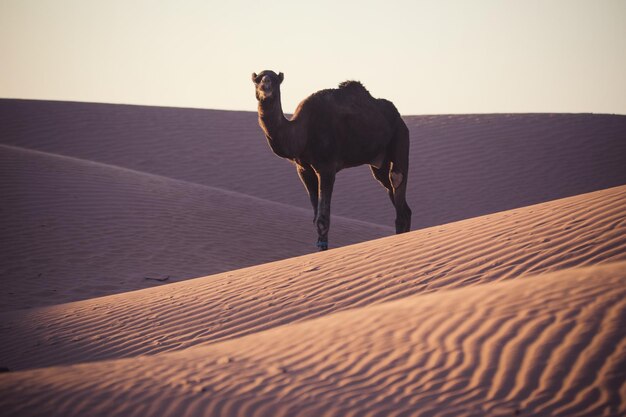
257;96;301;160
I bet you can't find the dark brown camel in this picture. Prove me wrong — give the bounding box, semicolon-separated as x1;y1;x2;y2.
252;70;411;250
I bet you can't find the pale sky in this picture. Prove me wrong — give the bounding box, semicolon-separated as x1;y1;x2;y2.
1;0;625;115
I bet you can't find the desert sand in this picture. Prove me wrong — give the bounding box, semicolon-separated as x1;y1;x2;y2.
0;99;625;416
0;143;389;311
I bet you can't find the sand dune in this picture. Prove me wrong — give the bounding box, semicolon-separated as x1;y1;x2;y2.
1;99;625;417
1;262;624;417
2;100;625;228
0;144;390;311
1;185;624;372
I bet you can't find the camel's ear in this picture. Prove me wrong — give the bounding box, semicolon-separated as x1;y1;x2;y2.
278;72;284;84
251;73;258;84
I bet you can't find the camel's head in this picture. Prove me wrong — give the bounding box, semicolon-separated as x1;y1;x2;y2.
252;70;284;102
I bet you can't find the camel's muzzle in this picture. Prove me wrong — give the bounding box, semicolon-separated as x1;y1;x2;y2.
259;82;274;99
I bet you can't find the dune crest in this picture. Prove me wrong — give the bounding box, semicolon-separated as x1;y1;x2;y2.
1;185;624;372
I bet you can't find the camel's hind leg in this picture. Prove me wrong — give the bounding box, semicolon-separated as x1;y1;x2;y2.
388;123;412;234
371;160;411;233
389;169;411;233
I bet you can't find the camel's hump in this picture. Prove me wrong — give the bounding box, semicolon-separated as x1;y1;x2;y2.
338;80;371;95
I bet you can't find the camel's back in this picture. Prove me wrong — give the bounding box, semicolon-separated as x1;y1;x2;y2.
293;81;402;168
294;81;395;123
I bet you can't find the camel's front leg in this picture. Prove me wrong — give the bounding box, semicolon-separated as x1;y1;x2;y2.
315;171;335;251
296;164;319;222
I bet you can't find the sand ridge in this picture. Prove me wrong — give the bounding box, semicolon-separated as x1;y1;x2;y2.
1;185;624;372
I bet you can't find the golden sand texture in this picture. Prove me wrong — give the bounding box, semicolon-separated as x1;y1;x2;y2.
1;262;624;417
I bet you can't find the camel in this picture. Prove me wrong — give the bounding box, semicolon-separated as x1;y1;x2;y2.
252;70;411;250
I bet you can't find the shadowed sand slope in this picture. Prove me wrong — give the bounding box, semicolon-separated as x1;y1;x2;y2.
1;99;625;228
1;262;624;417
0;144;390;311
1;185;624;371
